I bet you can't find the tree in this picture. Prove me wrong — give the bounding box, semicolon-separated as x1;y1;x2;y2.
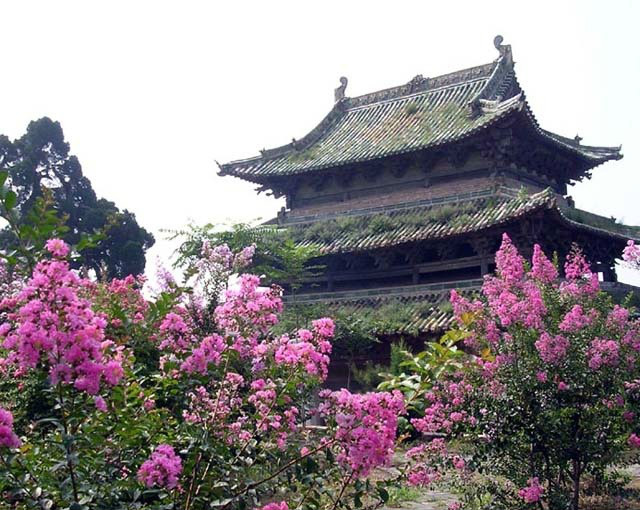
0;117;154;278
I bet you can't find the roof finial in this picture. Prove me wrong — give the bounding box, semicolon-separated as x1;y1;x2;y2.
334;76;348;102
574;134;583;144
493;35;512;60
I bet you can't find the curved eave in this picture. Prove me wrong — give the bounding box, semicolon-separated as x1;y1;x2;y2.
516;96;622;170
555;208;640;243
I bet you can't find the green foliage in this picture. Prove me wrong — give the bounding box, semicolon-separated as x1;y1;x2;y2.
169;222;323;291
378;329;467;412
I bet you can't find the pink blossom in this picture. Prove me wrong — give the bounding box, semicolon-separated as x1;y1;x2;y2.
407;464;440;487
535;332;569;364
273;327;332;381
45;238;70;258
530;244;558;282
452;456;466;470
623;240;640;267
588;338;620;370
180;334;225;375
215;275;282;346
158;312;194;352
518;477;544;503
557;381;569;391
94;396;108;412
0;258;123;395
536;371;548;383
561;248;599;296
0;407;21;449
320;389;405;477
628;433;640;448
256;502;288;510
495;233;525;284
137;444;182;489
559;305;595;332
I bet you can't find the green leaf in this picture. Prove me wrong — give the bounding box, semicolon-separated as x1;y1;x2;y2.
4;190;17;210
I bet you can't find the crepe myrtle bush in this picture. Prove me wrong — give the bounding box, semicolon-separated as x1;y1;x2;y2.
0;239;404;510
398;235;640;510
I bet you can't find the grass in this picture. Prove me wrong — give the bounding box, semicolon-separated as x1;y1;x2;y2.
386;486;424;508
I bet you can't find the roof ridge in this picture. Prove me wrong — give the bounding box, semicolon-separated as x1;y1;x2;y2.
343;61;498;110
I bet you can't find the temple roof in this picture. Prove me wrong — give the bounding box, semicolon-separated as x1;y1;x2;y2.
219;37;621;184
284;280;479;335
285;187;640;255
283;280;640;336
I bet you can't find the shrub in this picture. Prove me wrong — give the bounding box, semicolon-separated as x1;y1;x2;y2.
0;240;403;510
395;235;640;510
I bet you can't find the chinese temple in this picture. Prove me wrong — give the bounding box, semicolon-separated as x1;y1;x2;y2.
219;36;639;344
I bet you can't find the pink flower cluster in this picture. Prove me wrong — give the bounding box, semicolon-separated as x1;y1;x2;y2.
560;247;599;297
628;433;640;448
215;275;282;352
0;407;20;449
588;338;620;370
180;334;226;374
320;389;405;477
622;240;640;268
535;332;570;364
273;319;334;380
518;477;544;503
530;244;558;283
559;305;595;333
412;379;474;434
199;242;255;274
0;242;124;395
481;236;547;329
256;502;288;510
405;438;450;488
137;444;182;489
45;238;70;258
158;312;195;353
182;373;269;446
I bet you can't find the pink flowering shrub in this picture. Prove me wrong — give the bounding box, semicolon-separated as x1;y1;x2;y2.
0;239;403;510
319;388;405;477
0;406;20;448
137;444;183;489
396;234;640;510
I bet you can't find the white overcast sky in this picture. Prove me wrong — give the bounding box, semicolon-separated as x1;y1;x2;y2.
1;1;639;284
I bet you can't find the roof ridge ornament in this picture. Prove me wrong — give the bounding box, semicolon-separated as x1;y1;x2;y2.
334;76;348;103
493;35;511;58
